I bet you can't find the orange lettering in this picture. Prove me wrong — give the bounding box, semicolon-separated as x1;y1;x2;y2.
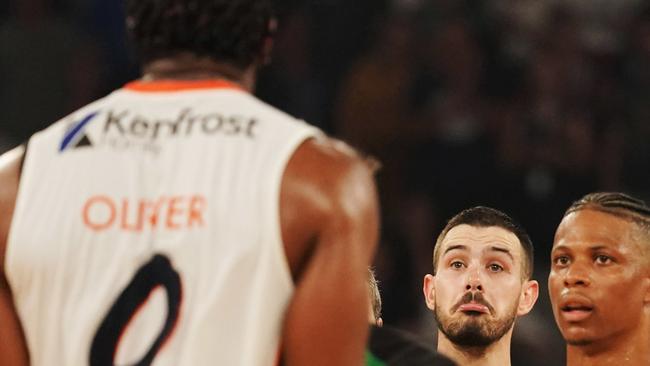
121;199;145;232
83;195;207;232
188;195;206;227
147;197;166;228
83;196;116;231
166;197;183;230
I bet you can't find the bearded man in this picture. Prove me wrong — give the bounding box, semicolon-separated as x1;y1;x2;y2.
423;206;539;366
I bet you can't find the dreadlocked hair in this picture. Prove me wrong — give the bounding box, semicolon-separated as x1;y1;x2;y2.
125;0;273;70
565;192;650;231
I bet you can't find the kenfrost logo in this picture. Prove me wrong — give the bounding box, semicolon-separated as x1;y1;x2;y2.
103;108;258;140
98;108;258;155
59;112;100;152
61;108;258;155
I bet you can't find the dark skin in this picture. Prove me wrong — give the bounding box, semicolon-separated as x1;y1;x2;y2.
0;147;28;366
549;209;650;366
0;53;379;366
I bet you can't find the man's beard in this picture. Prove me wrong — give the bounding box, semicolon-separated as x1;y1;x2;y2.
434;291;518;348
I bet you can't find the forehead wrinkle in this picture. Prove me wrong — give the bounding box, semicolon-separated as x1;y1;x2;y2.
437;225;525;269
556;220;642;254
441;238;519;260
443;244;468;255
557;210;636;244
488;246;515;261
443;231;519;252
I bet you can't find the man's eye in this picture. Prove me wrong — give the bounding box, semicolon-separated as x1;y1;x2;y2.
450;261;465;269
554;256;570;266
595;255;613;265
488;263;503;272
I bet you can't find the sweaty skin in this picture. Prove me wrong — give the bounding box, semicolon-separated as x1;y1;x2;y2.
0;145;29;365
280;137;379;366
549;209;650;366
0;57;380;366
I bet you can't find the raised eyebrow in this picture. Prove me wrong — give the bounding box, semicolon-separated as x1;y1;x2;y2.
589;245;609;252
443;244;467;255
551;244;570;254
489;246;514;261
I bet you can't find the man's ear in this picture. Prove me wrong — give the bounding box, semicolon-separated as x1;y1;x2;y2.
423;274;436;311
376;317;383;327
517;279;539;316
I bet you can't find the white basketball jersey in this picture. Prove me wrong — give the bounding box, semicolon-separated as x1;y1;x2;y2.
6;80;320;366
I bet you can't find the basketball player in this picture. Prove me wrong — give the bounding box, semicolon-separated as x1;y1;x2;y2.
549;192;650;366
422;206;539;366
365;268;456;366
0;1;379;365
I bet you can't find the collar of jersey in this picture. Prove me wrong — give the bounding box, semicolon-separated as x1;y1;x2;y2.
123;79;244;92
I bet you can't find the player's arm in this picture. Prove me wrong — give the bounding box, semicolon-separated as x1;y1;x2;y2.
0;146;29;366
280;138;379;366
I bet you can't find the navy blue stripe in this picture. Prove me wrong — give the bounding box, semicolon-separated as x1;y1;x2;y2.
59;112;99;152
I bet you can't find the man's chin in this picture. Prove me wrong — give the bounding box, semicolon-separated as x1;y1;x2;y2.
448;330;495;348
561;327;597;346
443;321;496;347
565;336;596;346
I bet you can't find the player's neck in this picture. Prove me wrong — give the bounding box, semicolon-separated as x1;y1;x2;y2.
437;330;512;366
141;53;258;92
566;322;650;366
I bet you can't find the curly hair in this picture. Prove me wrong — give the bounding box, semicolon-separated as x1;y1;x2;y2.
125;0;274;69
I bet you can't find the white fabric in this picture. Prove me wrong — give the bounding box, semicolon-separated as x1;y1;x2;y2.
6;84;320;366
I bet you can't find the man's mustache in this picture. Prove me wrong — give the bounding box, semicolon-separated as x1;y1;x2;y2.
451;291;495;314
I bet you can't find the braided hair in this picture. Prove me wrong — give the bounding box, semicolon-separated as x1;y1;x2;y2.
125;0;273;70
565;192;650;228
565;192;650;263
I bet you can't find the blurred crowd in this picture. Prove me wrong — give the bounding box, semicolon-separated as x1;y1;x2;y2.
2;0;649;364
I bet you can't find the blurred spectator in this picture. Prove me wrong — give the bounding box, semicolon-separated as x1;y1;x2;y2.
564;0;645;54
0;0;104;144
336;9;420;206
257;8;326;127
409;15;499;222
334;9;423;325
71;0;137;92
621;5;650;202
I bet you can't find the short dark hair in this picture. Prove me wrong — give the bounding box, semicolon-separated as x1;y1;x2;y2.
125;0;274;69
432;207;534;279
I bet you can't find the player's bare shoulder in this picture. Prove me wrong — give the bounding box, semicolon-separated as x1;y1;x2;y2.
0;146;24;271
283;135;378;223
280;136;379;279
294;136;376;196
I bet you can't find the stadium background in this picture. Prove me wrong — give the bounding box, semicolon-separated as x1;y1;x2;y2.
2;1;649;364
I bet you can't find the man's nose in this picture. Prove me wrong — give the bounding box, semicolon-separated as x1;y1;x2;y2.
564;261;591;288
465;266;483;291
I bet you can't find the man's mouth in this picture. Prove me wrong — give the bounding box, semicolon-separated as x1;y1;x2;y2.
458;302;489;315
560;302;594;322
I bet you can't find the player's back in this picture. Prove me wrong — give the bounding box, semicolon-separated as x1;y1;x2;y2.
5;80;319;365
